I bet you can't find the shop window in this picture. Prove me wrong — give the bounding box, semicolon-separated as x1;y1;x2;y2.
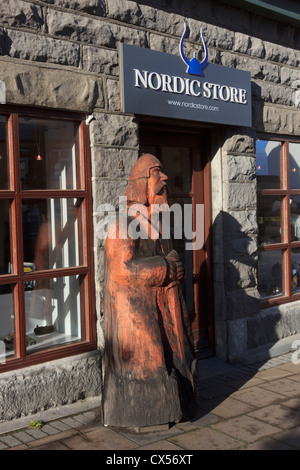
257;138;300;305
0;109;95;372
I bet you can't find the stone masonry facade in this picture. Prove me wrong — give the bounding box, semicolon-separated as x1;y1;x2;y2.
0;0;299;420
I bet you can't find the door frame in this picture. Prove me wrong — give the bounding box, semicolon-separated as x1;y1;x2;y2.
139;122;215;357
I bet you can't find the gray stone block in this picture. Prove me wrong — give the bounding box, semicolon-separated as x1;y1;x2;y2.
0;352;102;422
0;1;43;30
0;61;103;112
47;9;147;48
226;288;260;320
224;155;256;181
7;30;80;67
90;114;139;148
233;32;265;58
82;47;119;75
42;0;106;16
224;182;256;210
222;129;255;154
91;147;138;179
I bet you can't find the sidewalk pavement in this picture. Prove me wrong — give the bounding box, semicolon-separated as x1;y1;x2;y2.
0;352;300;451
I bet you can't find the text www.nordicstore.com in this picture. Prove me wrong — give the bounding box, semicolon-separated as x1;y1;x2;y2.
167;99;219;112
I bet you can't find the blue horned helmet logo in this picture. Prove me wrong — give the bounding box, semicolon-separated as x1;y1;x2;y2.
179;23;208;76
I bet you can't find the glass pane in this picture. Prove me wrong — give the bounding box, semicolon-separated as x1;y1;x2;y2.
257;140;282;190
22;199;83;271
289;142;300;189
258;195;282;245
258;250;283;298
0;200;12;275
292;248;300;294
161;147;191;194
19;117;79;190
25;275;85;353
0;116;8;189
0;285;15;362
290;195;300;241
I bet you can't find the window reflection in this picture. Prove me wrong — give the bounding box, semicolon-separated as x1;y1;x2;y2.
258;250;283;298
25;275;84;353
19;118;79;190
258;195;282;245
292;248;300;293
0;200;11;275
289;142;300;189
22;199;82;272
256;140;281;190
290;196;300;241
0;285;15;361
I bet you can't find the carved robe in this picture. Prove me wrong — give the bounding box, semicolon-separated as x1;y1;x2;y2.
102;205;196;427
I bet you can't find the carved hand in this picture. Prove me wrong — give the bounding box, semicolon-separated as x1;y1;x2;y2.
166;250;185;283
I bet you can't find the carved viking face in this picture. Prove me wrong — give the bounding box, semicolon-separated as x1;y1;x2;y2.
124;154;168;206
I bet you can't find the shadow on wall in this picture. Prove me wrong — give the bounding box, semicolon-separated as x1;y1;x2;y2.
213;210;300;364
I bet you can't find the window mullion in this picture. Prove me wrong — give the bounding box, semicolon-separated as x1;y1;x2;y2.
283;141;291;297
9;113;26;360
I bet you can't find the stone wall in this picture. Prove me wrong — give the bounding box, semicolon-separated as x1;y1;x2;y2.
0;0;298;380
0;352;101;422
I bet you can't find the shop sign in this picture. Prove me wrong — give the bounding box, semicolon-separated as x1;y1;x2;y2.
119;24;252;126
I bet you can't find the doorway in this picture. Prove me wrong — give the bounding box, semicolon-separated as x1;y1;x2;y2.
140;123;214;358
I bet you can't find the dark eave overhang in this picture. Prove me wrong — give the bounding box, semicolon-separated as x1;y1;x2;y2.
220;0;300;27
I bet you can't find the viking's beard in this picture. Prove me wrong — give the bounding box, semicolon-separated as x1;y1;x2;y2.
149;181;168;206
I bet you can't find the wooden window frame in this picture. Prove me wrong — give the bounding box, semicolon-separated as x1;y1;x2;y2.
0;106;96;373
257;134;300;308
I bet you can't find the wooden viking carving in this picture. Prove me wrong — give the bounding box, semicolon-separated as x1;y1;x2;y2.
102;153;197;428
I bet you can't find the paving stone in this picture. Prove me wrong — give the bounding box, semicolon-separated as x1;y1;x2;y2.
32;441;71;450
62;427;137;450
225;376;265;390
13;431;36;443
175;412;220;430
241;438;296;450
0;434;23;447
138;439;184;450
49;420;72;432
248;403;300;429
255;368;293;381
72;413;96;425
281;398;300;411
231;386;286;407
119;425;182;447
61;417;84;429
198;383;235;399
259;378;300;397
278;362;300;374
272;426;300;449
27;429;78;448
41;424;62;436
0;440;8;450
199;396;256;419
212;415;282;443
26;428;49;439
169;427;242;450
